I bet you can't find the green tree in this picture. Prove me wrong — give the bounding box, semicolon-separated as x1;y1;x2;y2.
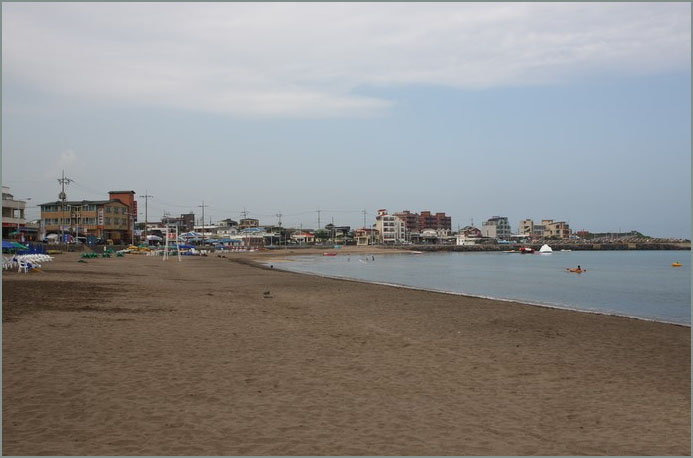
314;230;330;241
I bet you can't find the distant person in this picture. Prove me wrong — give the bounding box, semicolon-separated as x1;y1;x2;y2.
577;265;581;270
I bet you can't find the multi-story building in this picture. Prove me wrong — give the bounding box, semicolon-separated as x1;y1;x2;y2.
375;209;406;244
181;213;195;232
542;219;571;238
393;210;420;234
355;228;378;246
390;210;452;234
2;186;28;240
532;223;546;238
239;218;260;229
109;191;137;240
518;219;534;236
456;225;482;246
40;198;131;242
162;215;184;230
481;216;512;240
160;212;196;233
518;218;571;239
419;211;452;231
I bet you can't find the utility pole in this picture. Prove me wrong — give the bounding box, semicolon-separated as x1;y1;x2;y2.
317;208;321;231
198;201;208;246
57;170;73;248
17;197;31;243
363;209;367;229
276;212;282;246
141;192;153;244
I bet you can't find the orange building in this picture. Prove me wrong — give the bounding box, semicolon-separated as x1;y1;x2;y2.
39;199;130;242
109;190;137;240
39;190;137;243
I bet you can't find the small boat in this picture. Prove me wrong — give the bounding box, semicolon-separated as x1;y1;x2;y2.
323;252;338;256
519;247;534;254
672;262;682;267
539;244;553;254
560;249;572;252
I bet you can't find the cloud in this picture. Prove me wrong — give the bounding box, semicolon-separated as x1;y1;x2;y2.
2;3;690;118
58;149;78;168
42;149;80;181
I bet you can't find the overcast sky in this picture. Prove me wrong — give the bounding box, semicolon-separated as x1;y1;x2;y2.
2;2;691;237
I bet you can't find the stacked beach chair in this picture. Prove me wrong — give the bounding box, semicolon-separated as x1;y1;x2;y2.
3;254;54;273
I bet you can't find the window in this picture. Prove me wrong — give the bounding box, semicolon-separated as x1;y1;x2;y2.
105;217;111;225
106;207;111;213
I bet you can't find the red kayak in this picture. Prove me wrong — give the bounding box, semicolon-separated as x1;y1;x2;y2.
323;252;338;256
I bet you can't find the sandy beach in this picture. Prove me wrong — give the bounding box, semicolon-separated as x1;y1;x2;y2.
2;248;690;455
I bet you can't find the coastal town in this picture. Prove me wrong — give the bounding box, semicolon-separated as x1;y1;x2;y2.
2;184;688;251
2;3;690;457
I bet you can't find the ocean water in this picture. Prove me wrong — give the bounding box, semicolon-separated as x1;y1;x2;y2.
269;250;691;325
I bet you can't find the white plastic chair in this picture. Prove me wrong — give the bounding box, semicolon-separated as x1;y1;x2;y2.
17;259;30;273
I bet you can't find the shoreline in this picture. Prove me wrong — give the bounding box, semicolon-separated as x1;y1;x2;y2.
249;251;691;328
257;260;692;328
3;252;690;455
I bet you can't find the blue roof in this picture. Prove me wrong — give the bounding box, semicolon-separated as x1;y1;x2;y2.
242;227;265;233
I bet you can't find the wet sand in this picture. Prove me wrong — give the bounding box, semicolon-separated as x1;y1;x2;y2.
2;249;690;455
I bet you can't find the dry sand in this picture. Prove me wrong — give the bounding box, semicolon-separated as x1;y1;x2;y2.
2;248;690;455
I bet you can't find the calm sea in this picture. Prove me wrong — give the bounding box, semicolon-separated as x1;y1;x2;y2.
268;250;691;325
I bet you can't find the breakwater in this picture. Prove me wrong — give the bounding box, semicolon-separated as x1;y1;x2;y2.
396;242;691;252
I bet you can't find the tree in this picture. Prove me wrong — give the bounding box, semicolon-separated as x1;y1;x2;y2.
314;230;330;241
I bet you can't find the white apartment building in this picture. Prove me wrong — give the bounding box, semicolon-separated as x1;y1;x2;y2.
375;209;407;244
481;216;512;239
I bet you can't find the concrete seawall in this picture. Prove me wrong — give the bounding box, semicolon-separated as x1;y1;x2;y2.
390;242;691;252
